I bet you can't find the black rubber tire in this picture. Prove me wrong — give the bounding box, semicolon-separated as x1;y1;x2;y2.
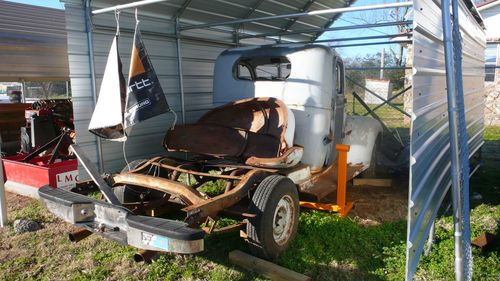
246;175;299;260
114;159;165;204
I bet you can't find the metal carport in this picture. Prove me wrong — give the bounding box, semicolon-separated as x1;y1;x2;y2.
58;0;486;280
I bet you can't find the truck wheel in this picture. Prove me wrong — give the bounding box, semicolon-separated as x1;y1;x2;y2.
246;175;299;260
114;159;166;204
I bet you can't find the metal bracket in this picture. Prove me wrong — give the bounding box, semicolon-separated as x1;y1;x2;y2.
70;144;121;206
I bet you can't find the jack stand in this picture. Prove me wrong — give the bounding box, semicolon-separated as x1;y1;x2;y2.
300;144;354;217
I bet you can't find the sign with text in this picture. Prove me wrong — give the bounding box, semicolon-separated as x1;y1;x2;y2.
56;170;78;190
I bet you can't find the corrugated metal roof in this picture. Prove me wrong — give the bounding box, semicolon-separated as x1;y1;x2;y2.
89;0;354;43
0;1;69;81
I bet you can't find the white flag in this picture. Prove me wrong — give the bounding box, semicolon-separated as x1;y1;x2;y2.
88;36;127;141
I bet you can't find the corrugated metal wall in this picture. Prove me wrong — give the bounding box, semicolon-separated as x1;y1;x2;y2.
406;0;486;279
0;1;69;81
63;0;231;175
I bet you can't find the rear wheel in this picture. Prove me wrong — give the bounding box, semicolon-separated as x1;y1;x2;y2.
246;175;299;260
114;159;166;204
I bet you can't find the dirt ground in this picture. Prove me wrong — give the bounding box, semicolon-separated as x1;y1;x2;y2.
346;178;408;225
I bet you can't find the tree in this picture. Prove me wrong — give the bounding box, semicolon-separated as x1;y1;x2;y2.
25;81;67;99
344;51;405;92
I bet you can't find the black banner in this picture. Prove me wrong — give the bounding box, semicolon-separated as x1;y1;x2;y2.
124;25;169;128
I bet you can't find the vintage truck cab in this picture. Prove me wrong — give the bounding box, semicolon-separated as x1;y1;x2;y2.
213;44;381;173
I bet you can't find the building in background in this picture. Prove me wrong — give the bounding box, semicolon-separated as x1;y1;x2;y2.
477;0;500;125
478;0;500;82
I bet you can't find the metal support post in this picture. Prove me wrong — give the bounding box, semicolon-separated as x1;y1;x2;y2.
451;0;472;278
424;221;436;256
85;0;104;172
20;80;26;103
175;18;186;125
441;0;464;279
380;48;385;79
0;136;7;227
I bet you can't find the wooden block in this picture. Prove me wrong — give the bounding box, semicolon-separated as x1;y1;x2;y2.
353;178;392;187
229;250;311;281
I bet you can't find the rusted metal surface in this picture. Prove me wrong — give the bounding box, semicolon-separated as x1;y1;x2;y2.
299;162;364;200
134;250;159;263
182;170;269;225
224;169;247;192
68;228;92;243
152;162;242;180
199;97;287;150
203;222;246;235
164;98;292;161
471;232;497;251
245;146;303;168
112;173;205;205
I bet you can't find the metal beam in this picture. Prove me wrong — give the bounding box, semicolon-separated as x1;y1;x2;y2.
92;0;172;15
239;20;412;39
274;39;412;48
331;40;412;48
315;33;411;43
281;0;316;32
70;144;121;206
346;76;411;117
174;0;193;19
311;0;358;41
363;86;412;116
235;0;266;31
346;66;412;70
180;1;413;31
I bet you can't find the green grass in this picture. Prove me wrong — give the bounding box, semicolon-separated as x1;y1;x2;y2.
1;105;498;280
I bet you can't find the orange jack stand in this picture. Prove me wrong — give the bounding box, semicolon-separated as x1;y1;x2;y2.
300;144;354;217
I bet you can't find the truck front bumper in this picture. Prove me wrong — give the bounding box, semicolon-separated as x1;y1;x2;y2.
38;185;204;254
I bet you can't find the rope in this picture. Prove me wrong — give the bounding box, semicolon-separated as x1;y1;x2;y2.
114;9;120;36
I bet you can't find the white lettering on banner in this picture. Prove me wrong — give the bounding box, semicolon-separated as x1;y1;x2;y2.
128;78;153;92
128;99;151;112
56;170;79;190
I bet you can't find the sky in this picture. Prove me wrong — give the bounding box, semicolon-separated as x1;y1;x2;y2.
5;0;411;60
4;0;63;9
318;0;412;59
